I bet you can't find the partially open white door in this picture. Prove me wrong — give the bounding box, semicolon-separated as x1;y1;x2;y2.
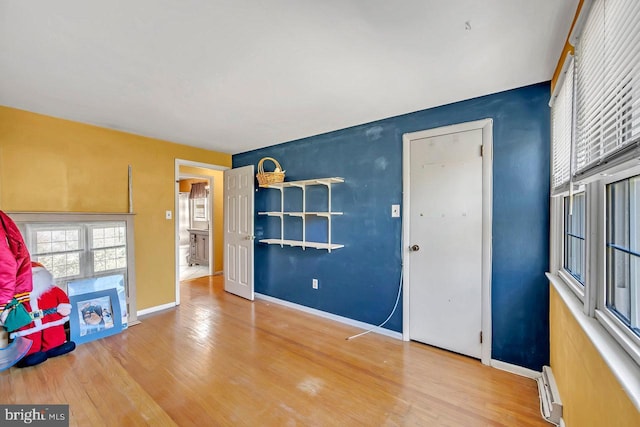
223;165;255;300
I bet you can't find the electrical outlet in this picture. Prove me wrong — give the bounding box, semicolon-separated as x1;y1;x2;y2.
312;278;319;289
391;204;400;218
165;210;172;220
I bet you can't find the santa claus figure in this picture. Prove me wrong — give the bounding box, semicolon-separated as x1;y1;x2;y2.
11;262;76;367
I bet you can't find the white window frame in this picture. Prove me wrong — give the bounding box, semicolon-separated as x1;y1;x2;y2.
550;51;585;302
28;223;85;280
554;188;587;302
190;197;209;223
88;222;128;274
549;0;640;409
25;222;128;281
549;164;640;410
8;212;138;326
596;164;640;366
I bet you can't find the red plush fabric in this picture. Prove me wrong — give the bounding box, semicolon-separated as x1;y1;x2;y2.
0;211;32;309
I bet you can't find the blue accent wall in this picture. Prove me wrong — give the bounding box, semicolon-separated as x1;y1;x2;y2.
233;82;551;371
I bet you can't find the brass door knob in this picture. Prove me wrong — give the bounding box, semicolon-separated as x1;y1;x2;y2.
410;244;420;252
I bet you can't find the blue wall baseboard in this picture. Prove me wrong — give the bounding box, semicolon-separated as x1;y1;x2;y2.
233;82;551;371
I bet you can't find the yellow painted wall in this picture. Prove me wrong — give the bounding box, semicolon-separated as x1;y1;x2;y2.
0;106;231;310
179;166;225;272
550;287;640;426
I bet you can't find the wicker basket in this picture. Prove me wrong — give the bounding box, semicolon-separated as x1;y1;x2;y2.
256;157;285;187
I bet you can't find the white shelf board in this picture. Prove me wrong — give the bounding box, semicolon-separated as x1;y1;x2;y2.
258;211;343;217
259;239;344;250
258;212;283;217
309;212;343;217
260;177;344;189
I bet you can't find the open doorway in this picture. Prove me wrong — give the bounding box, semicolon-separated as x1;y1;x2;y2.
175;159;228;305
178;176;212;281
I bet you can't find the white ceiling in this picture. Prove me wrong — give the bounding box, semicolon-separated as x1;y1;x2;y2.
0;0;579;154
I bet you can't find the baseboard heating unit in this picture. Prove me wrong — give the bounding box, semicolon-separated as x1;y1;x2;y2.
536;365;563;425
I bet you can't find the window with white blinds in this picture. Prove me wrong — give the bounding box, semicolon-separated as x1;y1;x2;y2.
575;0;640;176
551;57;574;191
550;0;640;392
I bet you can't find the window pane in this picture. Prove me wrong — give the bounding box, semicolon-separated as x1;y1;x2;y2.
632;177;639;254
116;247;127;269
36;231;52;244
34;227;80;254
36;241;52;254
608;180;629;247
35;252;80;280
608;248;631;321
65;230;79;250
93;247;127;272
606;175;640;336
21;219;130;291
92;224;126;249
564;193;586;284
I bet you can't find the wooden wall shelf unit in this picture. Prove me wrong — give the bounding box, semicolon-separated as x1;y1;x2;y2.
258;177;344;252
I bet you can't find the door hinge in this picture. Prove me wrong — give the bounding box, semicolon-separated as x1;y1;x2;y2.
480;145;484;157
480;331;483;344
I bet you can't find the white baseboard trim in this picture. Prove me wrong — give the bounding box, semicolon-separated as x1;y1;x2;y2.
491;359;541;379
137;302;177;317
255;293;403;340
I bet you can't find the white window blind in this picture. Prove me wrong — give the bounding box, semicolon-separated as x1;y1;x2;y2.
551;57;574;191
575;0;640;176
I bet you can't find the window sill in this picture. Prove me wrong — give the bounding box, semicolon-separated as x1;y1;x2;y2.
557;269;585;302
546;272;640;411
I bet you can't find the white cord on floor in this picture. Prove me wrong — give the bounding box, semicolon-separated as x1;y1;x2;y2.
346;269;403;341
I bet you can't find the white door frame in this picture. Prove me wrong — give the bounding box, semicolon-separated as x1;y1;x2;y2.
174;159;228;305
402;118;493;365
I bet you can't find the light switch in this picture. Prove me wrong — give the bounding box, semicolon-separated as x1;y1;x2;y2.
391;204;400;218
165;210;172;220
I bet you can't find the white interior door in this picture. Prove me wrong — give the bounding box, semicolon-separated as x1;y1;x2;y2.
408;129;483;359
224;165;254;300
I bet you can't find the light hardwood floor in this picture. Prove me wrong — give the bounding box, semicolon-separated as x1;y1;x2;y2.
1;276;547;426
